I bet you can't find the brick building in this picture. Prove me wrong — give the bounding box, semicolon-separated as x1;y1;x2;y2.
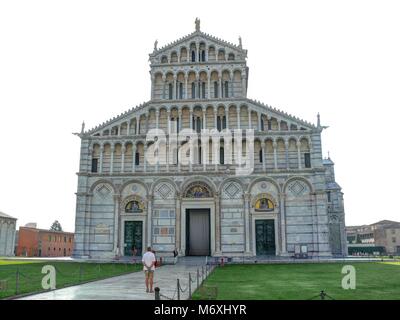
16;224;74;257
346;220;400;255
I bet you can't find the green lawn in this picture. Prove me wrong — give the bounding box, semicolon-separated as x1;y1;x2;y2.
0;259;142;299
192;262;400;300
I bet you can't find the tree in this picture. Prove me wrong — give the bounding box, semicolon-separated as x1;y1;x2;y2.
50;220;63;232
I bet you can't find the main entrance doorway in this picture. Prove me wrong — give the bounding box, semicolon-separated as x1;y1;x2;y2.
124;221;143;256
255;219;276;255
186;209;210;256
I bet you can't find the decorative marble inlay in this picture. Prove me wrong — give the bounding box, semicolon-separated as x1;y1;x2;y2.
157;183;172;199
289;181;305;196
97;185;111;198
225;182;240;198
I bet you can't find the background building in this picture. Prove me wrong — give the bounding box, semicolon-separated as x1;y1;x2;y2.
73;20;347;259
16;224;74;257
346;220;400;255
0;211;17;256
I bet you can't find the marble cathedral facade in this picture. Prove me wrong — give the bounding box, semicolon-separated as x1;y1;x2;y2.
73;20;347;259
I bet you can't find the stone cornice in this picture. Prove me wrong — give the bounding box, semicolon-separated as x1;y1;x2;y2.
149;30;247;58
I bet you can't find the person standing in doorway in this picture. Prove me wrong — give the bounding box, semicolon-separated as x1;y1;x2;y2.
142;246;156;293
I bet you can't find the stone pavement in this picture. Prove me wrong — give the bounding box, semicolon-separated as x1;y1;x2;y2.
18;257;209;300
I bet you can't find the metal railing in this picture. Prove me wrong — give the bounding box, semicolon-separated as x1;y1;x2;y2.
155;262;216;300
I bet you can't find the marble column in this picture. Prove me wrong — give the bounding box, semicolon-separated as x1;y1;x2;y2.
273;141;278;170
155;109;159;130
241;71;246;97
185;75;188;99
279;193;287;254
258;113;262;131
143;144;147;172
110;145;115;174
175;194;182;254
99;145;104;173
237;107;240;129
162;75;166;99
248;109;252;129
244;193;251;253
262;142;266;172
178;109;182;131
167;109;171;135
147;196;153;248
285;140;289;169
189;108;193;130
230;71;234;98
207;74;211;99
219;76;223;98
214;192;221;254
113;195;120;255
121;145;126;173
297;141;302;169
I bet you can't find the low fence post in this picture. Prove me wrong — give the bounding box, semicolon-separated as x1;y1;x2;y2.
188;273;192;299
155;287;160;300
177;279;180;300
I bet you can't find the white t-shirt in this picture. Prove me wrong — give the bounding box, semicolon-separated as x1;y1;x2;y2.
142;251;156;271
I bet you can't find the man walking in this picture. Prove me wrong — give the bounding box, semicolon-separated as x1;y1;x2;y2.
142;246;156;293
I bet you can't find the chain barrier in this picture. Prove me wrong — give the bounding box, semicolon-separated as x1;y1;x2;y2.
155;263;217;300
159;287;177;300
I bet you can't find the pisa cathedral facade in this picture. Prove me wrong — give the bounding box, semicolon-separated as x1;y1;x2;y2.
73;20;347;259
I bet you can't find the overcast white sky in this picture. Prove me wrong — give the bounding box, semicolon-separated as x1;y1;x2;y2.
1;0;399;232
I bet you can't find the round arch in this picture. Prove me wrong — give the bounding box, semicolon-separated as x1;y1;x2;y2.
246;176;281;195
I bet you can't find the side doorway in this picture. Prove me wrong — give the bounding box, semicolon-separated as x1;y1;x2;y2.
124;221;143;256
255;219;276;255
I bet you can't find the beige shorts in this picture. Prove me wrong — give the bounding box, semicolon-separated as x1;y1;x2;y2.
145;270;154;278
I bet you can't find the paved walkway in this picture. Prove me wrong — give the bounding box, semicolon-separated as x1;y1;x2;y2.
18;257;209;300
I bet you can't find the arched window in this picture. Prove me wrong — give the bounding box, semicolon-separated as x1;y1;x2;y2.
191;82;196;99
259;149;263;163
255;198;274;212
224;81;229;98
222;116;226;129
228;53;235;61
179;83;183;99
135;152;140;165
201;50;206;61
199;146;202;164
168;83;173;100
161;56;168;63
191;50;196;62
217;116;221;131
219;147;224;164
201;82;206;99
261;118;264;131
214;82;219;98
196;117;201;133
